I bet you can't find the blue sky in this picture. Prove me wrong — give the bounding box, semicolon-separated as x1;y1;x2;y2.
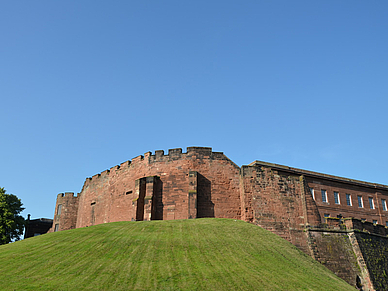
1;1;387;219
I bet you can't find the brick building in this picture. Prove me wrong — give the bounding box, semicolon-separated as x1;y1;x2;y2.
49;147;388;290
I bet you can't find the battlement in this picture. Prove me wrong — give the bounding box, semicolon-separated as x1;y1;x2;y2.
84;147;233;183
57;192;77;198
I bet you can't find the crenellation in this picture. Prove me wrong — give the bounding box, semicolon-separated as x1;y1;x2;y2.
110;165;120;172
91;173;101;180
101;169;110;176
168;148;183;158
131;155;144;166
187;146;212;156
155;150;164;158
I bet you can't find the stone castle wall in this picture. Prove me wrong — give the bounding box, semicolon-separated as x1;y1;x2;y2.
240;165;321;253
49;147;388;290
72;147;241;228
49;192;78;233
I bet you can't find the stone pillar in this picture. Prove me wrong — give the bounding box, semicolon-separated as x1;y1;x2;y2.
143;176;156;221
188;171;198;219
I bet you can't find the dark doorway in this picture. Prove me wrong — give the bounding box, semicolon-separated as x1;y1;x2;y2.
197;173;214;218
136;178;146;221
151;177;163;220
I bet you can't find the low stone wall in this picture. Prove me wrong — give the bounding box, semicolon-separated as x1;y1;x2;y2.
307;229;361;288
307;218;388;291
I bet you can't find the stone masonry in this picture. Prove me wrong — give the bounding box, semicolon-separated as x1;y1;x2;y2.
49;147;388;290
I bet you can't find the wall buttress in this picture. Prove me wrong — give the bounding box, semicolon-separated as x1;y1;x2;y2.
188;171;198;219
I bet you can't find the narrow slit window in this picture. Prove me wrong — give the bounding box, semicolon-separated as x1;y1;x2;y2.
57;204;62;216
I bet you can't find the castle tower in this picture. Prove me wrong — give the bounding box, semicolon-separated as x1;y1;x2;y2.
49;192;79;232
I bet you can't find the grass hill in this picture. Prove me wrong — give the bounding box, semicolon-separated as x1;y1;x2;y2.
0;218;354;290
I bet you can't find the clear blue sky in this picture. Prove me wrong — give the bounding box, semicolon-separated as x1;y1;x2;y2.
1;1;387;219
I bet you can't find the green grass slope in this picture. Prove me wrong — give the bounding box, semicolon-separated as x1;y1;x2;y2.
0;218;354;291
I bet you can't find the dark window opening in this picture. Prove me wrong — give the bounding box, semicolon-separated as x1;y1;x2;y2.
321;190;327;203
57;204;62;216
356;275;362;289
126;190;133;195
369;197;375;209
358;196;363;208
91;202;96;206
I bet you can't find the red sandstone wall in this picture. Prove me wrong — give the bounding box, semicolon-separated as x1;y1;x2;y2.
307;229;362;287
307;177;388;225
75;147;241;228
49;192;79;232
240;165;319;253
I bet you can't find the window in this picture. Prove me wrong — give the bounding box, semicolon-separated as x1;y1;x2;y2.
386;221;388;227
321;190;328;203
334;192;340;204
57;204;62;216
369;197;375;209
309;188;315;200
54;224;59;232
358;196;364;208
373;220;378;224
382;199;387;211
346;194;352;206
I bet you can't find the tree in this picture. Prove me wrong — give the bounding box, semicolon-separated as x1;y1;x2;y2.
0;187;25;245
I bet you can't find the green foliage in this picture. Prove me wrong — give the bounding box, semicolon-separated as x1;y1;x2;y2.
0;188;25;245
0;219;354;290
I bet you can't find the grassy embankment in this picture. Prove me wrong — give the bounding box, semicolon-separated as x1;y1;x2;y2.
0;218;354;290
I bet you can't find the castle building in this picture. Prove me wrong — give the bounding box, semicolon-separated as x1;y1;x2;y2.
49;147;388;290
